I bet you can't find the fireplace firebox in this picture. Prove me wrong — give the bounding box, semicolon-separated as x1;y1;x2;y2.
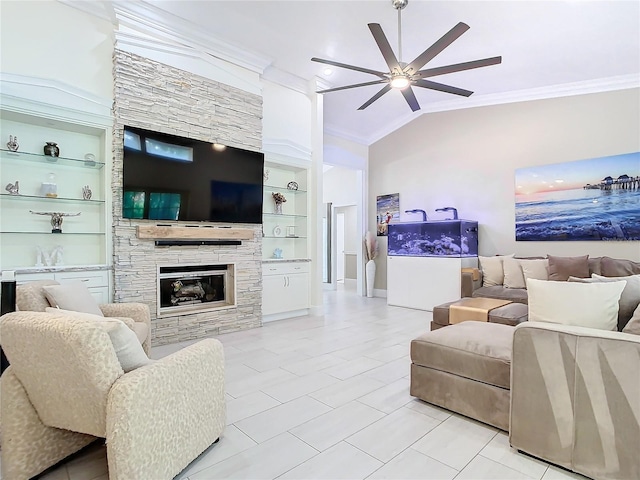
157;263;236;316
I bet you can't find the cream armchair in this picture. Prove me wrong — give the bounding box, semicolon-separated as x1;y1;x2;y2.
15;280;152;354
0;310;226;480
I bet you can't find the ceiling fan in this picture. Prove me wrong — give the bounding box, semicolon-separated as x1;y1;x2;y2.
311;0;502;112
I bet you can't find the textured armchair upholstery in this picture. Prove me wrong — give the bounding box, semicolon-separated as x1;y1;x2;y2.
15;280;152;353
0;311;225;480
510;322;640;480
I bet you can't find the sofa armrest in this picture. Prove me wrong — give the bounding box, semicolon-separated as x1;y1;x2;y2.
510;322;640;479
106;338;226;480
461;270;482;297
100;303;151;352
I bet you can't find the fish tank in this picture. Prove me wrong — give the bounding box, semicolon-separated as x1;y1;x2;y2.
387;220;478;257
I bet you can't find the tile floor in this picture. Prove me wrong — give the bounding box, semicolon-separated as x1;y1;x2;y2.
36;286;587;480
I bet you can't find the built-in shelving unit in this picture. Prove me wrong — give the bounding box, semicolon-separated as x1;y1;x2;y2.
0;81;112;301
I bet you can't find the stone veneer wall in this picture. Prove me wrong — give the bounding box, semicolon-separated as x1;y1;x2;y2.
112;50;263;345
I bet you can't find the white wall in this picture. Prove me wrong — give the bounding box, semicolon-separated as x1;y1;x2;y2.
262;81;312;152
369;89;640;290
0;1;114;100
323;166;359;206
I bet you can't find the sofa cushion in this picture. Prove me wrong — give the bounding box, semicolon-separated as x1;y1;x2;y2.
527;278;626;331
588;256;602;276
547;255;590;281
411;322;514;389
45;307;146;342
42;281;104;317
600;256;640;277
478;255;512;287
569;274;640;331
504;257;526;289
489;303;529;326
520;259;549;283
622;304;640;335
16;280;59;312
472;286;529;304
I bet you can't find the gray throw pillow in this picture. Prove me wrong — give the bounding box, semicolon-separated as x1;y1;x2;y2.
548;255;590;281
622;304;640;335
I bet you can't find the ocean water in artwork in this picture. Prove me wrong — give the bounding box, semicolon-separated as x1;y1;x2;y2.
516;180;640;241
515;152;640;241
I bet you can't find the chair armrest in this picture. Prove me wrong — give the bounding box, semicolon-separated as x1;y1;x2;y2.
510;322;640;478
461;270;482;297
106;338;226;480
100;303;151;352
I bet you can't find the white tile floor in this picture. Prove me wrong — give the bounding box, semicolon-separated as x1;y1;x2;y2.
37;286;588;480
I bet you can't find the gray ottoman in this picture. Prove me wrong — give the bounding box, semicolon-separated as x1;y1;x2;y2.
411;321;514;430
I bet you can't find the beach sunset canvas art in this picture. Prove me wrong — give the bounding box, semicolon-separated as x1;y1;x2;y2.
515;152;640;241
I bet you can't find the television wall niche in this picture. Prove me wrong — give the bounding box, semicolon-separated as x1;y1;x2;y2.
123;126;264;224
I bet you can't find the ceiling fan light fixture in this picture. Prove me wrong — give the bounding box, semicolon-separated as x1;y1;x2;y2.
390;75;410;89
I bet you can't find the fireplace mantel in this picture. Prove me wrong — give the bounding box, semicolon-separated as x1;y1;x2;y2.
137;225;255;241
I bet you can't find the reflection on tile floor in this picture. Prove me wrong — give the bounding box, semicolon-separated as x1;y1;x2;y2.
34;286;588;480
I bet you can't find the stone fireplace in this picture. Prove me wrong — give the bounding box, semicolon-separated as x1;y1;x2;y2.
157;263;235;317
112;50;263;345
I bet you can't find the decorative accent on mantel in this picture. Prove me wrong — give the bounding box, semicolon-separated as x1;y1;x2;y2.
137;225;254;240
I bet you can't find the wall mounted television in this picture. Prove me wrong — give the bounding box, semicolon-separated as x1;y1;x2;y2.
122;126;264;224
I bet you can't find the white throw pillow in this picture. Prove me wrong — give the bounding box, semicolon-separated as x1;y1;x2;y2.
527;278;626;331
478;254;513;287
503;257;526;289
45;308;151;372
42;281;103;317
520;259;549;283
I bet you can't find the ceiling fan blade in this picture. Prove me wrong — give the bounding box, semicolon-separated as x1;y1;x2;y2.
414;79;473;97
368;23;402;74
401;87;421;112
405;22;470;74
415;56;502;79
358;84;392;110
311;57;387;78
317;79;388;94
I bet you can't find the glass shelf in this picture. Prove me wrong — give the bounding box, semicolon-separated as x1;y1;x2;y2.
1;231;105;235
263;235;307;239
263;213;307;219
0;149;105;169
264;184;307;194
0;193;104;204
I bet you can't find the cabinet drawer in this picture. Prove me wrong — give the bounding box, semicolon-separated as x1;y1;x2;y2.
263;263;309;276
16;272;55;284
55;270;109;288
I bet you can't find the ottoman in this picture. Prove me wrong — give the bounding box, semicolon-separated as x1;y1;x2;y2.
431;300;528;330
410;322;514;430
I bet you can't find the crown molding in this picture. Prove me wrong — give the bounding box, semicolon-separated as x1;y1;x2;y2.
262;67;310;96
339;74;640;145
57;0;116;24
263;138;312;162
0;73;112;127
111;1;273;75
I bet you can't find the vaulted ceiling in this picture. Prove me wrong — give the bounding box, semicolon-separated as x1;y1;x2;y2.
122;1;640;145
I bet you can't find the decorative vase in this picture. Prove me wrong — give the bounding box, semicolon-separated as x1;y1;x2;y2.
275;202;283;214
366;259;376;298
43;142;60;157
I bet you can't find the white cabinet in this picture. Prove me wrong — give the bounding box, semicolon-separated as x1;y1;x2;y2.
387;256;478;311
15;268;110;303
262;262;310;318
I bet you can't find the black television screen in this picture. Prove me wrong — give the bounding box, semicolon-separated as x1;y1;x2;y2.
122;126;264;223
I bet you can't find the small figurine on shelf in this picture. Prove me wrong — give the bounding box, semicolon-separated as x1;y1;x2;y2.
273;248;283;259
6;135;19;152
29;210;81;233
82;185;92;200
5;181;19;195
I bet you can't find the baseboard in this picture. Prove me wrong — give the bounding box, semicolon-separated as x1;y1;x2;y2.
262;309;310;323
373;288;387;298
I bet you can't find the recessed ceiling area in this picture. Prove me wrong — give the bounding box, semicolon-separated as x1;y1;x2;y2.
140;1;639;144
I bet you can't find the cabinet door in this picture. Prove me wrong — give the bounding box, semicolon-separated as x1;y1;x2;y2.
262;274;287;315
286;273;309;311
387;256;411;307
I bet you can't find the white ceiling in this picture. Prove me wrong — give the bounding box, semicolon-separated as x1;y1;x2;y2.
138;1;639;145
